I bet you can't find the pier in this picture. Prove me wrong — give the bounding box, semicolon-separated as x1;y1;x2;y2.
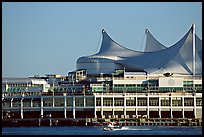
2;117;202;127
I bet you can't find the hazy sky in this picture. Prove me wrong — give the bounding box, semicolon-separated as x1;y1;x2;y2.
2;2;202;77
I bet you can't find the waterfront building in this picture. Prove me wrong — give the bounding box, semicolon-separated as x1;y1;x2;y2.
2;24;202;122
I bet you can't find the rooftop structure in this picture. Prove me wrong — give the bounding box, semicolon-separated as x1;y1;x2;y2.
77;24;202;76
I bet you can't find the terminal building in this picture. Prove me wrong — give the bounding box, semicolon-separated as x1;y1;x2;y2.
2;24;202;121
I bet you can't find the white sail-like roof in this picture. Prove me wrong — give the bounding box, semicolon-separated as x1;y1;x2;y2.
144;29;167;52
77;25;202;75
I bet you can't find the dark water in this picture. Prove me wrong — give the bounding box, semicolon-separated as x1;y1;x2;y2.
2;126;202;135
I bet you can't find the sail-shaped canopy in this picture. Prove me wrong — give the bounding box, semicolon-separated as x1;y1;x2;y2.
144;29;167;52
77;25;202;75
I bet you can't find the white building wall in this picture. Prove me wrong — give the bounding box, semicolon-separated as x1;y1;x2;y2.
113;79;144;85
159;77;183;87
196;108;202;118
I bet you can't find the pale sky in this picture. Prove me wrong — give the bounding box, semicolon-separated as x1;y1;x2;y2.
2;2;202;77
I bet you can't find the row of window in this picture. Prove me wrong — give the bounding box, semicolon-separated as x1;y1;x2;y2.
3;85;202;93
113;82;201;87
112;87;201;92
3;101;40;107
3;99;201;108
91;87;104;92
113;87;144;91
3;92;41;97
53;87;83;92
6;84;42;88
114;84;144;87
2;96;202;107
2;99;94;107
159;87;183;91
95;98;202;107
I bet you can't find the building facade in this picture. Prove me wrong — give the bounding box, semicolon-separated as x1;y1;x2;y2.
2;25;202;121
2;73;202;120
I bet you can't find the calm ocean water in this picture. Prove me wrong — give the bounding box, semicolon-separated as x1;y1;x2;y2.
2;126;202;135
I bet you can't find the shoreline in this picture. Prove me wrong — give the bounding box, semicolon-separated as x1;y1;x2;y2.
2;117;202;127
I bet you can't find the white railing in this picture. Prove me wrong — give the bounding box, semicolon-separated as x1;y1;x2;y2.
93;92;200;97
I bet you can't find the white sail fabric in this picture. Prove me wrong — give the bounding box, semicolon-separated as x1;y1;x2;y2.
77;29;140;74
144;29;166;52
196;35;202;61
77;26;202;75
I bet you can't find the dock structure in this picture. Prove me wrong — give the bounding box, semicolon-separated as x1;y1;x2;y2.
2;91;202;117
2;91;202;127
2;117;202;127
2;73;202;127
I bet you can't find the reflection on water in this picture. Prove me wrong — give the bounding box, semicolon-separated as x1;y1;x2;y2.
111;126;151;131
2;126;202;135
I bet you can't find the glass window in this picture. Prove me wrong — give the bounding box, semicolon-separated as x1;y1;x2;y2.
85;97;94;106
103;98;113;106
149;97;159;106
54;98;64;107
75;97;84;107
66;97;73;106
114;98;124;106
196;98;202;106
43;98;53;107
126;99;136;106
96;98;101;106
172;98;182;106
184;98;194;106
161;98;170;106
137;97;147;106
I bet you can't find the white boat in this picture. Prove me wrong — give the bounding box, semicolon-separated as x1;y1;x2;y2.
103;123;122;131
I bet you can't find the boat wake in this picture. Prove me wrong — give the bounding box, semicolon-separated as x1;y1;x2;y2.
113;127;151;131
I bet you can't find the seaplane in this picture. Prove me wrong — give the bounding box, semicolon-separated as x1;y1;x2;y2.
103;122;122;131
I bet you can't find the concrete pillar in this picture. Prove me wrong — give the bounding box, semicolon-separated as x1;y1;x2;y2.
147;95;149;118
64;93;67;118
73;96;75;119
159;96;161;118
112;97;114;116
31;98;33;107
20;98;23;119
124;93;126;116
170;96;173;118
42;85;45;92
194;96;196;118
53;93;55;107
101;94;103;117
11;98;13;108
49;117;52;126
5;84;8;92
41;97;43;117
135;97;137;116
2;97;4;118
182;97;185;118
84;95;86;107
94;95;97;118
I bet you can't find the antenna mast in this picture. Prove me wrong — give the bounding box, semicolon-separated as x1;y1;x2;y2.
192;24;195;77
